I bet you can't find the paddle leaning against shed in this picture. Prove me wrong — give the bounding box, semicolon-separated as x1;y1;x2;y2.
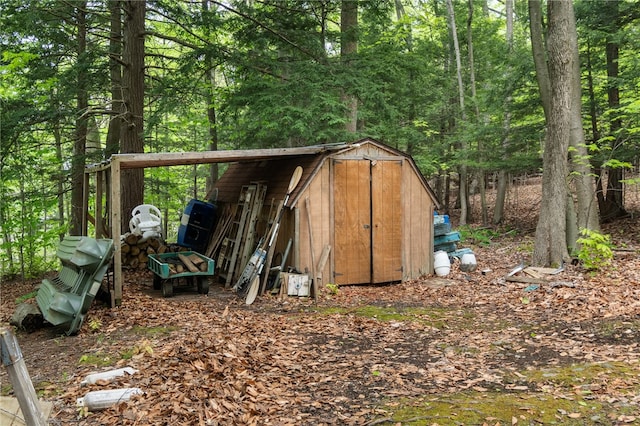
234;166;303;304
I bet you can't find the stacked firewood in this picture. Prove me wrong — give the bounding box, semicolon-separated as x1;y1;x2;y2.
163;253;209;275
120;233;168;269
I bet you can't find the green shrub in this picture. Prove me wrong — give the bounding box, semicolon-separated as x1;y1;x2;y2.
458;225;502;246
575;228;613;271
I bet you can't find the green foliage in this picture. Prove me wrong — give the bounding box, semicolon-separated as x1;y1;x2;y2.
458;226;502;247
15;291;38;304
0;0;638;279
575;228;614;271
325;283;340;296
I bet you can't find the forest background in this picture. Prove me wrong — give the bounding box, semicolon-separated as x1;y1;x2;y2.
1;0;639;279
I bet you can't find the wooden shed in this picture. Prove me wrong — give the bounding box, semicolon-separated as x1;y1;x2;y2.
84;137;439;305
211;138;439;286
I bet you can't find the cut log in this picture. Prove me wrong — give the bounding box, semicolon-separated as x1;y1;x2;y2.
178;254;200;273
124;233;140;245
188;253;205;266
148;238;161;250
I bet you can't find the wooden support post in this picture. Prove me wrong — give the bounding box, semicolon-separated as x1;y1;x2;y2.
316;245;331;299
82;171;90;236
111;159;122;306
304;198;317;299
96;170;104;238
1;328;47;426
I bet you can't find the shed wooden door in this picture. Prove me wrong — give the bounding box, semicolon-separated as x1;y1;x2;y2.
333;159;402;285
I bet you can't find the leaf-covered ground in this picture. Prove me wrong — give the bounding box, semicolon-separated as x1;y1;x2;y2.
1;181;639;425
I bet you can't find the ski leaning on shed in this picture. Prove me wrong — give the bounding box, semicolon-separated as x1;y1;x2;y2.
234;166;303;304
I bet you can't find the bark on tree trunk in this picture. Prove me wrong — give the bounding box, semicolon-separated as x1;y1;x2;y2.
70;2;88;236
493;0;514;225
106;0;123;157
567;0;599;239
528;0;551;122
341;0;358;133
446;0;469;225
599;29;627;221
532;0;573;267
120;0;146;233
203;0;219;195
53;116;65;239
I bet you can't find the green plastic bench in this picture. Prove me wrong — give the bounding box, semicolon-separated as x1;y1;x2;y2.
36;236;114;335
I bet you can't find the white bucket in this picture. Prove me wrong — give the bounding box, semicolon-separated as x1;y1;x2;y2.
460;253;477;272
434;250;451;277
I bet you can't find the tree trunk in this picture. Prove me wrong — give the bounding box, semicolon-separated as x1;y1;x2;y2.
599;9;627;221
70;2;88;236
203;0;218;195
467;0;487;225
493;0;514;225
446;0;468;225
567;0;599;241
528;0;551;121
105;0;123;157
120;0;146;232
341;0;358;133
53;109;65;239
532;0;573;267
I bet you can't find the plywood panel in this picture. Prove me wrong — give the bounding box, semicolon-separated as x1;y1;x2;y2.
333;159;371;285
372;160;403;282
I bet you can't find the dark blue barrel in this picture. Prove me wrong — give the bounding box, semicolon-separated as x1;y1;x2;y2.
177;199;217;252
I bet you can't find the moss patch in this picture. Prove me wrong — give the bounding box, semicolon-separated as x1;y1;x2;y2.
130;325;177;337
78;352;118;367
314;305;455;329
379;391;610;425
376;361;640;425
521;361;640;393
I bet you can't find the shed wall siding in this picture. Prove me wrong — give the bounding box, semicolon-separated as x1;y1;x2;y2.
403;164;434;279
295;162;331;281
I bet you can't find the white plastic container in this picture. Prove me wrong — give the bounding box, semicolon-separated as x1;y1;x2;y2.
77;388;143;411
285;273;310;297
434;251;451;277
81;367;138;386
460;253;477;272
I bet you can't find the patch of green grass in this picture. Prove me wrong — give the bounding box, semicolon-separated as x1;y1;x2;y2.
78;353;118;367
1;383;12;396
120;348;135;360
78;353;117;367
130;325;176;337
15;291;38;304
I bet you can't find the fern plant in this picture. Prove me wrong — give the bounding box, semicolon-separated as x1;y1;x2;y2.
575;228;614;271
